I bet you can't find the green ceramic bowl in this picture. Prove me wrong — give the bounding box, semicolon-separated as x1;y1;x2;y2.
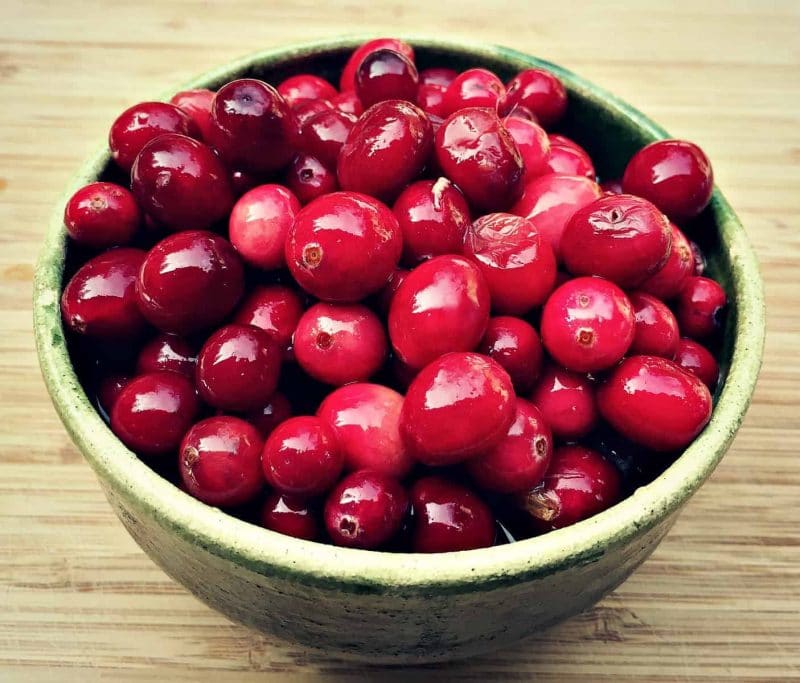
33;37;765;663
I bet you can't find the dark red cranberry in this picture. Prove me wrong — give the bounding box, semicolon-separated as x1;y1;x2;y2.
339;38;415;92
691;241;706;275
375;267;409;315
419;67;458;87
598;355;713;451
504;117;551;180
674;337;719;389
229;169;262;197
284;153;338;204
629;292;680;359
400;352;515;465
136;333;197;378
294;303;387;386
676;276;727;339
261;492;318;540
298;108;356;167
442;68;505;114
478;316;543;393
245;392;292;439
97;374;132;418
546;135;595;178
416;83;448;118
136;230;244;334
499;68;568;128
600;178;623;194
228;184;300;270
435;107;524;212
622;139;714;219
540;276;634;372
286;191;402;302
64;182;140;248
131;133;234;231
61;248;147;339
277;74;337;107
389;255;490;369
529;364;597;440
170;89;215;141
639;223;694;300
355;48;419;107
233;284;304;352
111;372;199;456
410;476;495;552
292;98;335;127
179;416;264;507
331;90;364;116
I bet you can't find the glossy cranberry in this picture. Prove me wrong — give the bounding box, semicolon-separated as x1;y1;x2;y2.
410;476;495;552
529;364;597;440
109;101;196;172
442;68;505;114
64;182;140;248
400;352;515;465
136;333;197;378
286;191;402;302
277;74;337;107
506;105;538;122
504;117;551;180
622;139;714;219
419;67;458;87
388;255;490;369
317;383;413;478
61;248;147;339
416;83;448;118
284;153;338;204
208;78;297;174
233;284;304;352
111;372;199;456
339;38;415;92
639;223;694;300
540;277;634;372
561;194;671;287
674;337;720;389
136;231;244;334
245;392;292;439
600;178;623;194
294;303;387;385
464;213;557;315
546;135;595;179
292;98;335;126
478;316;543;393
179;416;264;507
261;492;318;540
228;184;300;270
131;133;234;231
500;69;567;128
355;48;419;107
96;374;132;417
435;107;524;212
375;267;409;314
676;276;727;339
262;416;343;496
510;174;601;260
170;89;215;141
229;169;262;197
629;292;680;358
337;100;432;202
691;241;706;275
331;90;364;116
298;108;356;167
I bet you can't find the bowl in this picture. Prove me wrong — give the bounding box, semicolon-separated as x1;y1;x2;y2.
33;36;765;664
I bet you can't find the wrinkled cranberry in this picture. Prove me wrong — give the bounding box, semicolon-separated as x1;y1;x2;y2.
442;68;505;115
233;284;304;352
676;276;727;339
529;364;597;440
674;337;720;389
284;154;338;204
339;38;415;92
546;135;595;178
500;68;568;128
277;74;337;107
298;108;356;167
478;316;543;393
504;117;551;180
64;182;140;248
629;291;680;359
245;392;292;439
639;223;694;300
170;89;215;141
261;492;318;540
356;48;419;107
136;333;197;378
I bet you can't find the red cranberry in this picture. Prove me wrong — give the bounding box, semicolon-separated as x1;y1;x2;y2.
598;355;713;451
339;38;415;92
561;194;672;287
506;105;538;122
391;355;419;390
262;416;343;496
245;392;292;439
136;231;244;334
228;184;300;270
294;303;387;385
331;90;363;116
442;68;505;114
277;74;337;107
170;89;215;141
137;333;197;378
546;135;595;178
131;133;234;231
622;139;714;219
317;383;413;478
286;191;402;302
97;374;132;417
375;267;409;315
435;107;524;212
261;492;318;540
500;69;567;128
298;108;356;167
233;284;304;352
629;291;680;358
389;255;490;369
179;416;264;507
292;98;335;126
478;316;543;393
464;213;557;315
504;117;551;180
691;241;706;275
229;169;262;197
337;100;432;202
600;178;623;194
355;48;419;107
676;276;727;339
400;352;515;465
419;67;458;87
64;182;140;248
111;372;199;456
416;83;448;118
61;248;147;339
639;223;694;300
410;476;495;553
529;364;597;440
284;153;338;204
674;337;720;389
109;101;196;172
540;276;634;372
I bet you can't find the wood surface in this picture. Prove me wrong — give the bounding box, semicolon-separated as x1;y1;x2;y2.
1;0;799;680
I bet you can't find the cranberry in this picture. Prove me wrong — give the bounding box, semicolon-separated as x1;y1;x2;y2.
337;99;432;202
435;107;524;212
284;154;338;204
500;69;568;128
292;98;335;127
261;492;318;540
245;392;292;438
419;67;458;87
111;372;199;456
391;356;419;390
179;416;264;507
546;135;595;179
442;68;505;114
262;416;343;496
339;38;415;92
136;333;197;378
96;374;132;418
674;337;720;389
416;84;448;118
639;223;694;300
691;241;706;275
331;90;363;116
600;178;623;194
298;108;356;167
131;133;234;231
540;276;634;372
136;230;244;334
64;182;140;248
286;191;402;302
61;247;147;339
277;74;337;107
529;364;597;440
317;383;413;478
228;184;300;270
504;117;551;180
464;212;557;315
109;101;197;172
388;255;490;369
233;284;304;352
676;276;727;339
170;89;215;141
410;476;495;552
506;105;538;122
561;194;672;287
208;78;297;174
400;352;515;465
622;139;714;219
229;169;262;197
629;292;680;359
355;48;419;107
375;267;409;314
598;355;713;451
478;316;543;393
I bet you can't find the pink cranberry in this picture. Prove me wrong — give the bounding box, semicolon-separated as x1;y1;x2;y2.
261;492;318;541
170;89;215;141
546;135;595;178
416;83;448;118
331;90;364;116
639;223;694;300
478;316;543;393
674;338;720;389
339;38;415;92
355;48;419;107
540;276;634;372
64;182;140;248
419;67;458;87
500;69;568;128
136;333;197;378
600;178;623;194
277;74;337;107
284;154;338;204
442;68;505;114
529;364;598;440
97;374;132;418
400;352;515;465
179;416;264;507
298;108;356;167
629;291;680;359
598;355;713;451
286;191;402;302
676;276;727;339
245;392;292;439
61;248;147;339
292;98;335;127
375;267;409;314
504;117;551;180
233;284;304;352
136;231;244;334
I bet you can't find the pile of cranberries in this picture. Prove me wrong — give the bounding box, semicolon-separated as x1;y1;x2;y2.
60;39;726;553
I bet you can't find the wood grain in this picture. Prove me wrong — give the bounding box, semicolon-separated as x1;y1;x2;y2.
1;0;799;679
